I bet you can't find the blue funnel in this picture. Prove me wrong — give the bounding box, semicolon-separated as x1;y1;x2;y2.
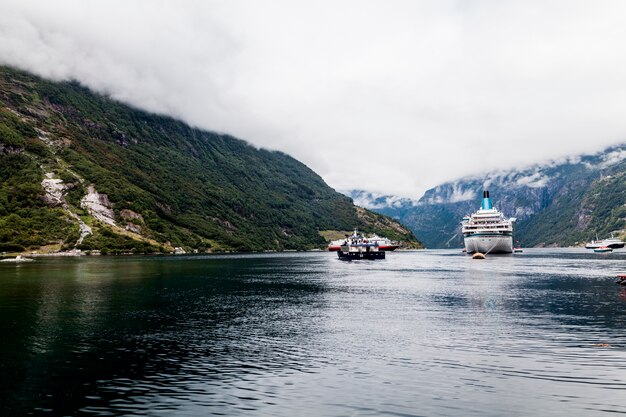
481;190;493;210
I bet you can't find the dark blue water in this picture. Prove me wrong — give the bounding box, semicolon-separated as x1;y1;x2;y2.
1;249;626;416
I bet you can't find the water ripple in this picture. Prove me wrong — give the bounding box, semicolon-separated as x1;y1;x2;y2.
2;250;626;416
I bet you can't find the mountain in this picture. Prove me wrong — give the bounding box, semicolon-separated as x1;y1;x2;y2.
0;66;420;254
346;145;626;248
345;190;418;218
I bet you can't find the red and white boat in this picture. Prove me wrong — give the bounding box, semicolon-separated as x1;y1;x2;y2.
367;234;400;251
328;229;399;251
327;239;344;251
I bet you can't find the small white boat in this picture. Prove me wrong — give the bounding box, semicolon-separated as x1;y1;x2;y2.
594;246;612;253
585;234;625;250
0;255;33;263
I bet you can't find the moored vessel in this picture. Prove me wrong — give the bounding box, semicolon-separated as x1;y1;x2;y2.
461;191;514;254
328;230;398;251
328;240;343;251
0;255;33;263
593;246;612;253
336;230;385;260
585;234;624;250
363;234;399;251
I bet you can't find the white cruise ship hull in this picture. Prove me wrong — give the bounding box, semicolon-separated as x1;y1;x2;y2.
464;235;513;254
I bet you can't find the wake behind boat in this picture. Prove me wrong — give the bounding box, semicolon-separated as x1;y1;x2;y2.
461;190;515;254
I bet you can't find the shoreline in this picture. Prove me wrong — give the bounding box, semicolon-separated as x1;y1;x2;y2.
2;246;615;260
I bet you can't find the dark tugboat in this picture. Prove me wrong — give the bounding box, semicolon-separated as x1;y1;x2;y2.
337;229;385;260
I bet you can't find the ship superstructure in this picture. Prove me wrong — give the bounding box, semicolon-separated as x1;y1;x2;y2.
328;230;399;251
336;229;385;260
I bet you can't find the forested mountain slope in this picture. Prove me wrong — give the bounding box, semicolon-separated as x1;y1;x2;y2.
0;66;420;254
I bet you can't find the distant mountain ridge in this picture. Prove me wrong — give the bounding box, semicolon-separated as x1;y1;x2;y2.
0;66;420;254
345;145;626;248
345;190;417;211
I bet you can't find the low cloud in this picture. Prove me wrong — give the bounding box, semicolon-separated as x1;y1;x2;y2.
2;0;626;198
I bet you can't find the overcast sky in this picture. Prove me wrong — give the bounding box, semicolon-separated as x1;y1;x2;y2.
2;1;626;198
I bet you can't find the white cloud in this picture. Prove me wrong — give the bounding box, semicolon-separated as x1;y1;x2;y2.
599;149;626;168
515;173;549;188
1;0;626;198
448;185;476;203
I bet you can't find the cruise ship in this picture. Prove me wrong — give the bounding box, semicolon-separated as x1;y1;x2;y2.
461;191;514;254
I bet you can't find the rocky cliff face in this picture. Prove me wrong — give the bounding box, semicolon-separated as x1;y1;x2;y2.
347;145;626;248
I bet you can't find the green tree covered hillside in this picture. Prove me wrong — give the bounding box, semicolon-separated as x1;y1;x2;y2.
0;66;420;253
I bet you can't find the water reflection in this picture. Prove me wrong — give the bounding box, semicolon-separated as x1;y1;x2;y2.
1;250;626;416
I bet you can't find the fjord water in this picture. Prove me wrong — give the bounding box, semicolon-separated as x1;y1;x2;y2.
1;250;626;416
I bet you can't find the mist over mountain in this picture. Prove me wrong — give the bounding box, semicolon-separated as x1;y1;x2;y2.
3;1;626;198
346;145;626;248
0;66;419;254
